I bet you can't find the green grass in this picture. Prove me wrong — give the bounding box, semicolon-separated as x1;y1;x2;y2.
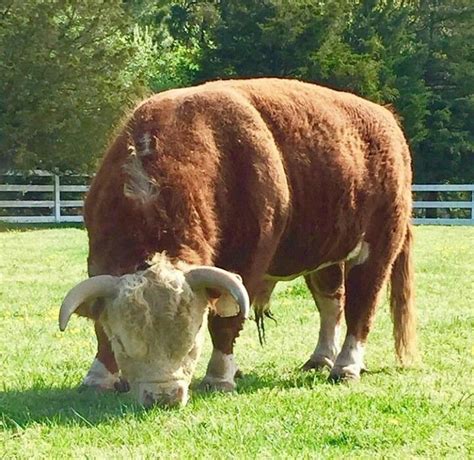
1;226;473;459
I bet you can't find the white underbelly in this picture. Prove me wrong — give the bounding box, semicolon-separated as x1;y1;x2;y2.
263;240;369;282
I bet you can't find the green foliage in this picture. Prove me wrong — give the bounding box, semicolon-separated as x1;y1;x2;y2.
124;1;206;91
1;0;472;182
148;35;202;93
413;0;474;183
0;1;149;173
1;226;473;456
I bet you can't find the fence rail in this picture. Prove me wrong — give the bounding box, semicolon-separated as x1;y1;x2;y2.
1;174;473;225
0;173;86;223
412;184;474;225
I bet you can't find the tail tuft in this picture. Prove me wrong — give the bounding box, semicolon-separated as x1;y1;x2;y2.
390;224;418;365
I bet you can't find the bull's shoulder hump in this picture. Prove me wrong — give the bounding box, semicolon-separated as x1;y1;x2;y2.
132;78;328;112
130;78;401;133
133;84;255;122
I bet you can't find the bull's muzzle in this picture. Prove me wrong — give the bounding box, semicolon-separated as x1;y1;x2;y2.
138;381;189;409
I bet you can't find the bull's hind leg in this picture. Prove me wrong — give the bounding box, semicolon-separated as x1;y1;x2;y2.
330;221;405;381
201;280;276;392
302;264;344;371
83;322;128;392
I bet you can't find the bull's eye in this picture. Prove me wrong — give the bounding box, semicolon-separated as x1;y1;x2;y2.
111;335;127;355
136;261;151;272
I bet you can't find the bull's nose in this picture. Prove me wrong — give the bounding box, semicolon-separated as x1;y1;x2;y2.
141;385;187;409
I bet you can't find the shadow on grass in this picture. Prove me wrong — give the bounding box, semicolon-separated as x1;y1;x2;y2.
229;364;414;394
192;364;421;402
191;366;335;403
1;366;413;429
238;368;330;393
0;385;140;429
1;369;330;428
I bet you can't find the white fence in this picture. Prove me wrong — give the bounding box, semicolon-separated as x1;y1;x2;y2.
0;174;473;225
412;184;474;225
0;172;87;223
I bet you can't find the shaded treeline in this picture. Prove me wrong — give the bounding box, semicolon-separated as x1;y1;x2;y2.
0;0;472;183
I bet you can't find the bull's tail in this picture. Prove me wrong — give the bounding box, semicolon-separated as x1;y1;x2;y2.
390;224;418;365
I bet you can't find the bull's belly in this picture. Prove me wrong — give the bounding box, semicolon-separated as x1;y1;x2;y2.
265;239;368;281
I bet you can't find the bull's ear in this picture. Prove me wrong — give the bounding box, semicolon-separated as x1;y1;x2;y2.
213;292;241;317
88;297;108;321
205;288;241;317
185;267;249;318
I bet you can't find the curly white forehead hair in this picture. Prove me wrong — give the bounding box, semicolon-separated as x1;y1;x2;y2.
115;252;196;326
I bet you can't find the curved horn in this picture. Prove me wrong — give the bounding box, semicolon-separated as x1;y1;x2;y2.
59;275;119;331
185;267;250;319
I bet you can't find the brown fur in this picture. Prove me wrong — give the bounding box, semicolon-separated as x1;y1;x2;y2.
390;224;417;364
84;78;415;368
94;322;119;374
306;264;345;299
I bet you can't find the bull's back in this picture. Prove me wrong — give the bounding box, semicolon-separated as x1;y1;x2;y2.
209;79;412;276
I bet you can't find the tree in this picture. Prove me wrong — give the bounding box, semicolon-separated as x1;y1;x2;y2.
2;0;472;183
124;0;210;92
198;0;396;98
196;0;473;183
413;0;474;183
0;0;150;173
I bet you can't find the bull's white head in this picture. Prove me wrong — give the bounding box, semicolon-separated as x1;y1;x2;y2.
59;255;249;408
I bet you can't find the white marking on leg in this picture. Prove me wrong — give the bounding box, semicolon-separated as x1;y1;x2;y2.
201;349;237;391
82;358;119;390
312;296;342;366
330;334;365;380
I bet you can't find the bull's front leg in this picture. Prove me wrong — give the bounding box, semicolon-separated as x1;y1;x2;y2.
82;322;129;392
199;313;244;392
200;279;276;392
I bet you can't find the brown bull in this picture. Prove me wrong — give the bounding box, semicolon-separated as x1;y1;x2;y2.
60;78;416;407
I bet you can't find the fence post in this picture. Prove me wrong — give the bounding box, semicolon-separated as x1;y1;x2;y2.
471;188;474;224
54;174;61;223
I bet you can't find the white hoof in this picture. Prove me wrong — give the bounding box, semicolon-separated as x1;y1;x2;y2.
329;335;365;382
198;377;236;393
199;350;238;392
302;354;335;371
329;364;362;382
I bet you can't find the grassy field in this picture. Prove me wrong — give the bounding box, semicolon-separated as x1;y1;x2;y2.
0;226;473;458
